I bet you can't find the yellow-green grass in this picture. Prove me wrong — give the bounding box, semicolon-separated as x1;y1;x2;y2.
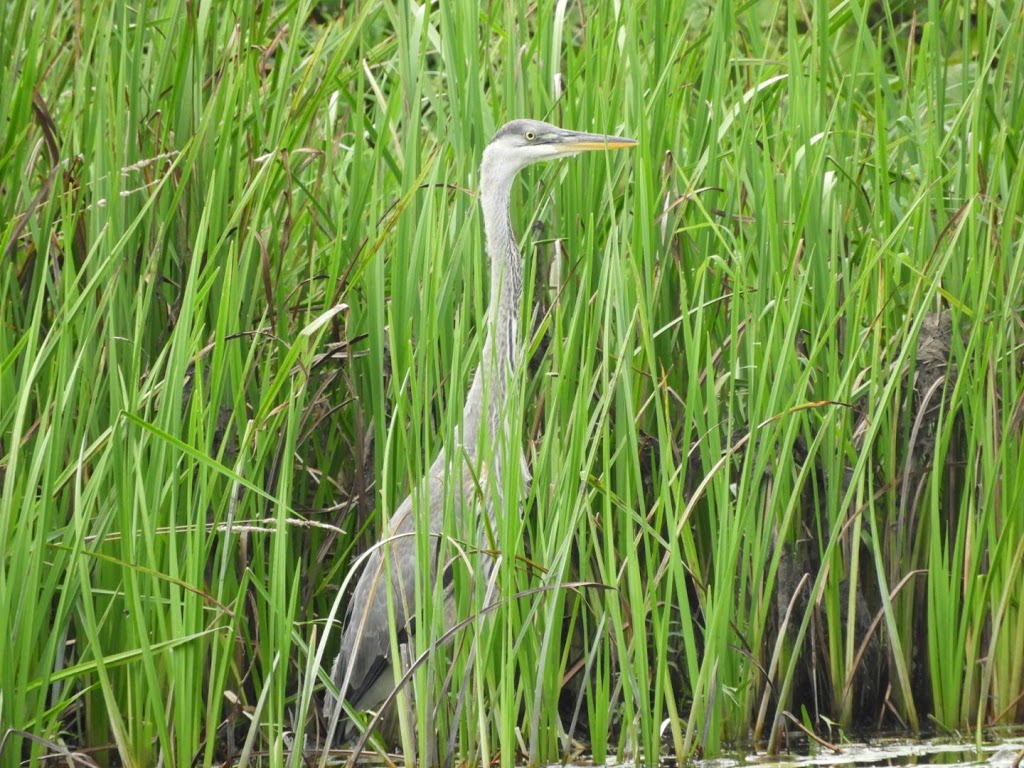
1;0;1022;766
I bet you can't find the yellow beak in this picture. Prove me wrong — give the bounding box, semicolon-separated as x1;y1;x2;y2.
555;130;638;152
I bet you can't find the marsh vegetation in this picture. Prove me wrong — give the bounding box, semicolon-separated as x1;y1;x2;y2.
1;0;1022;766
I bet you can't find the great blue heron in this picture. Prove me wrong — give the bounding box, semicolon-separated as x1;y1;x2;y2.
325;118;636;740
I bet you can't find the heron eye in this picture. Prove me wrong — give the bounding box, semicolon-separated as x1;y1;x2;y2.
524;131;536;141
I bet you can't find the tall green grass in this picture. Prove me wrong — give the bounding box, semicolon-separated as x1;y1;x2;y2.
2;0;1022;765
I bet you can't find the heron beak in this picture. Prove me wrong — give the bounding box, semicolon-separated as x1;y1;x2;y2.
555;130;638;153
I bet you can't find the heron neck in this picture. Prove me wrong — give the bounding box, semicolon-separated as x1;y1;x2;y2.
461;167;523;457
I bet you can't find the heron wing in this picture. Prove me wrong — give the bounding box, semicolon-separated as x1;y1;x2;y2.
329;453;459;715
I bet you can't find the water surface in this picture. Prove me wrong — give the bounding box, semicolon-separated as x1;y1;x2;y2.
693;735;1024;768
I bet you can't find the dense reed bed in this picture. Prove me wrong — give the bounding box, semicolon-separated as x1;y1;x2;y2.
2;0;1022;765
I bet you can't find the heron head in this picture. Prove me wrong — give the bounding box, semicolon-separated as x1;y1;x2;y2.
481;119;637;184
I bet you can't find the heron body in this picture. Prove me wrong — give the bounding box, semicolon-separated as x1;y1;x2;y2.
325;119;636;739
